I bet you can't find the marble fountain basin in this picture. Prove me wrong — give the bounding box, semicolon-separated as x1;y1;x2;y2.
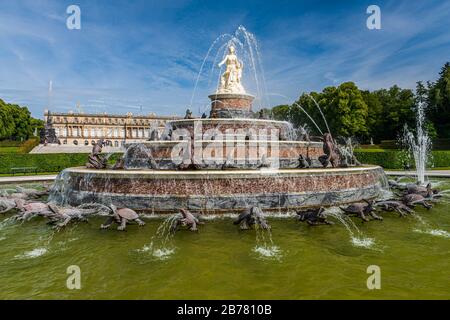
52;165;387;214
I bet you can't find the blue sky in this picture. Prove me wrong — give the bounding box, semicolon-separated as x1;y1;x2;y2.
0;0;449;118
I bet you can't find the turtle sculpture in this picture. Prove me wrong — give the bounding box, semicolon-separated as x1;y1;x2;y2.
296;207;334;226
402;193;433;209
170;209;203;233
233;206;271;230
101;205;146;231
375;200;414;217
340;200;383;222
318;133;340;168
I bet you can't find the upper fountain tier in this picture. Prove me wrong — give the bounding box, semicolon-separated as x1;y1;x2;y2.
209;45;255;119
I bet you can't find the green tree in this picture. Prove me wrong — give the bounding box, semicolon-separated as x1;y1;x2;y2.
0;99;40;141
10;105;33;140
271;104;291;122
361;90;383;143
0;99;15;139
325;82;369;138
371;86;416;141
428;62;450;138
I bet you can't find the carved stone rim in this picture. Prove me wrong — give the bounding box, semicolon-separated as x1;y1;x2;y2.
64;165;383;178
169;118;290;125
126;140;323;146
208;93;255;100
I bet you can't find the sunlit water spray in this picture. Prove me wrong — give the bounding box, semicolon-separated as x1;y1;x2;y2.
138;215;179;261
190;25;270;112
253;223;282;261
401;102;432;184
326;208;376;249
411;212;449;239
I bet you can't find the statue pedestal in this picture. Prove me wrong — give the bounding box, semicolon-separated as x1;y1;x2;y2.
208;93;255;119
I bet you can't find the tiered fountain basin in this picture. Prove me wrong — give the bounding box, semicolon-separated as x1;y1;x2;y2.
169;118;296;139
124;140;323;169
126;118;322;169
53;165;387;214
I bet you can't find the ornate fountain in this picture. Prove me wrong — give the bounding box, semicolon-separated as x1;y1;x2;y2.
51;44;387;214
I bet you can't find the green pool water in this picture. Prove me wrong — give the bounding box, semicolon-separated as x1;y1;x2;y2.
0;179;449;300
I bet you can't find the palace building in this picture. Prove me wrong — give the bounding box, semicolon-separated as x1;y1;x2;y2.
42;110;180;148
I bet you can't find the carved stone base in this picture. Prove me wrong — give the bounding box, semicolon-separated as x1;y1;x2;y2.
208;93;255;119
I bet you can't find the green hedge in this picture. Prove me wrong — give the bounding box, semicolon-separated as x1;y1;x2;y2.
379;139;450;150
0;151;449;174
0;153;122;174
355;150;450;169
431;151;450;168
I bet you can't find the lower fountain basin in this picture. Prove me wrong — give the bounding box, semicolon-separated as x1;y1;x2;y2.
52;165;387;213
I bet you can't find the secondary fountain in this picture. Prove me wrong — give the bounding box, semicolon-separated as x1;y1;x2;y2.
50;35;388;214
402;102;432;184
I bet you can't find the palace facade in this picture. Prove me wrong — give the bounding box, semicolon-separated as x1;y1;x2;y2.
43;110;180;147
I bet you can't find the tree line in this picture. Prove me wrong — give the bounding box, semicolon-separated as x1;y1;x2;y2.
270;62;450;143
0;99;44;141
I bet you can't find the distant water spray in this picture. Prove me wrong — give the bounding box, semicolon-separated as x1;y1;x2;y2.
401;102;432;184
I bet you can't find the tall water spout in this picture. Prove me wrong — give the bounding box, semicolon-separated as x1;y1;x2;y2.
402;102;432;184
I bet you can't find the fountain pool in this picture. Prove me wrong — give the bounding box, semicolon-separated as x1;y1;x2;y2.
0;179;449;299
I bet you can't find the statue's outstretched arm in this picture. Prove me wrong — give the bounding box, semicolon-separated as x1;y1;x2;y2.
218;56;227;67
